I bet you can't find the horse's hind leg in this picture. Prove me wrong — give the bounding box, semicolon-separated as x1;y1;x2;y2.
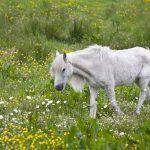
146;83;150;100
135;78;149;114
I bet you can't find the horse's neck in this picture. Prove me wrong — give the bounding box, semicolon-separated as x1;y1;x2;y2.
68;52;91;66
68;52;94;83
68;48;111;64
68;53;91;70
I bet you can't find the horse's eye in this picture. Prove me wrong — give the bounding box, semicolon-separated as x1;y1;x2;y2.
62;68;66;72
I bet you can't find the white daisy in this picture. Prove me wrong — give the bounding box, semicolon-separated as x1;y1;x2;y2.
0;115;4;120
27;96;32;100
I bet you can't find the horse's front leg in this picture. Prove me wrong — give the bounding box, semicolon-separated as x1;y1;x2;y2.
105;85;124;115
135;78;149;114
89;86;98;118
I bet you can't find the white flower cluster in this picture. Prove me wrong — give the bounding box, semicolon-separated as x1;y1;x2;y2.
0;115;4;120
0;101;5;105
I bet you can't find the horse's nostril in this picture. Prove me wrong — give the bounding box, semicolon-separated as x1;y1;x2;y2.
55;84;63;91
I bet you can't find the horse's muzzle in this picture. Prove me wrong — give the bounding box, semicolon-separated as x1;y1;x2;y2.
55;84;63;91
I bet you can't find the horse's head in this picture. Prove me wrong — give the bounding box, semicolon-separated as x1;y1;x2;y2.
50;51;73;91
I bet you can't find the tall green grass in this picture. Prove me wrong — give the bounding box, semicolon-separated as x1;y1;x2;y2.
0;0;149;60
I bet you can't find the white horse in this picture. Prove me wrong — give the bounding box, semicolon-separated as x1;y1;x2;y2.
50;45;150;118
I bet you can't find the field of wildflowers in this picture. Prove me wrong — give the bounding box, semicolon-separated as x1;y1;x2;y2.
0;0;150;149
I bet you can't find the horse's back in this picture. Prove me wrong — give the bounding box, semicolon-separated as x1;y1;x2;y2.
115;47;150;63
116;47;148;55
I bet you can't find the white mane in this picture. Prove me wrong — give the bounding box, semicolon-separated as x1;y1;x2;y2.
69;74;85;92
87;44;110;51
71;44;111;55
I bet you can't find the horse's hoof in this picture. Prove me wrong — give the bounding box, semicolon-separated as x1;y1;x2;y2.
89;114;96;119
133;111;140;115
117;111;124;116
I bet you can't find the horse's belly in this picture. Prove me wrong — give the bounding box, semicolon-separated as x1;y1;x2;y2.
114;70;140;86
115;77;136;86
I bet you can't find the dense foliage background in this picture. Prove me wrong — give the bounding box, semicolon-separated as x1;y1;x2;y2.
0;0;150;149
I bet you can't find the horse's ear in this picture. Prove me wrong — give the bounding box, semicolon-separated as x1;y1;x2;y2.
63;53;67;62
56;51;60;57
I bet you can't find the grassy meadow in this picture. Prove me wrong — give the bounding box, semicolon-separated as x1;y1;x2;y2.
0;0;150;149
